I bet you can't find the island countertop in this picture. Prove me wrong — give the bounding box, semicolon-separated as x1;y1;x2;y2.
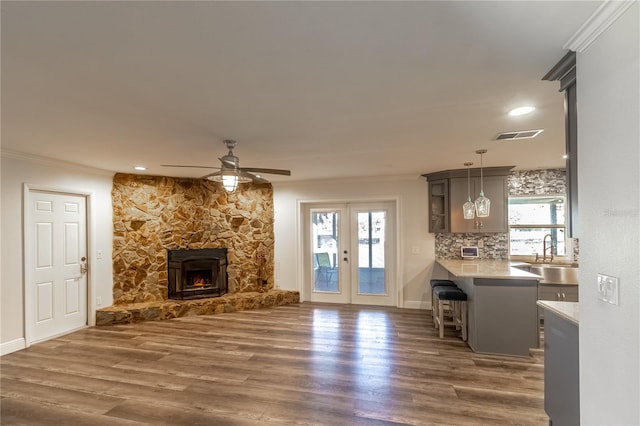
436;259;541;280
537;300;579;325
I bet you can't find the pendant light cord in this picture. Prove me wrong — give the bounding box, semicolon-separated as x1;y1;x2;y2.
480;152;484;193
467;164;472;199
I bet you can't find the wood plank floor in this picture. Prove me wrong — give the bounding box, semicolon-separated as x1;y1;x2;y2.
1;303;547;425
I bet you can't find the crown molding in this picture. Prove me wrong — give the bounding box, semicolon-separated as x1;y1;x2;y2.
564;0;636;52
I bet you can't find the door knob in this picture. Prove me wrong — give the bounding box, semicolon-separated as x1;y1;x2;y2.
80;256;88;275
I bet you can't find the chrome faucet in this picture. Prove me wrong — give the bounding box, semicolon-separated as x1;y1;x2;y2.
542;233;554;263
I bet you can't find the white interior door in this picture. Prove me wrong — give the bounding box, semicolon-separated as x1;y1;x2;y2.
26;190;88;343
306;202;396;306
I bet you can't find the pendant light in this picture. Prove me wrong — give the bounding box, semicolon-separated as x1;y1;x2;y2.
463;162;476;219
474;149;491;217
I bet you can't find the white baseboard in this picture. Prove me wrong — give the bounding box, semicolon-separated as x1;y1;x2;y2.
1;338;26;356
403;300;432;310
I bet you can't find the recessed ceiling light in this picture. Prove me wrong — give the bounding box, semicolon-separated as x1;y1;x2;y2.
508;106;536;116
134;166;147;171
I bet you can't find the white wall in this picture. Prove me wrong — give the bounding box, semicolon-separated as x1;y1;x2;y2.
1;152;114;354
577;3;639;424
273;175;436;308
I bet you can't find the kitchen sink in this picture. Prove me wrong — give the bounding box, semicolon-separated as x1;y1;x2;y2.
529;265;579;284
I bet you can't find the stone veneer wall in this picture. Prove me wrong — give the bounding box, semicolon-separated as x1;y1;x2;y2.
435;169;571;260
112;173;275;304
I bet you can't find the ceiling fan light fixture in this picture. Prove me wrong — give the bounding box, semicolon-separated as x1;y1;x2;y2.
207;171;251;192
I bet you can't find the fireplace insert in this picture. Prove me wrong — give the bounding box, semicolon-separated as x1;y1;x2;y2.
167;248;228;300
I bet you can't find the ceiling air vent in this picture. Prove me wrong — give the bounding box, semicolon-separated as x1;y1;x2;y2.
495;129;544;140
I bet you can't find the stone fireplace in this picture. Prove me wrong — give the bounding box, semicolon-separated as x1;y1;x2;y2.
168;248;228;300
97;173;300;325
111;173;275;304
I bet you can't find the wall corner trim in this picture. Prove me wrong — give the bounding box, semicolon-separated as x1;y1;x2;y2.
564;0;636;53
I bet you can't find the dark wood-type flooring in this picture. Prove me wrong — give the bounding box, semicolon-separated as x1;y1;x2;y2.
1;303;547;425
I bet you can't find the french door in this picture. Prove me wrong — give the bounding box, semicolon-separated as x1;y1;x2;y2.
306;202;396;306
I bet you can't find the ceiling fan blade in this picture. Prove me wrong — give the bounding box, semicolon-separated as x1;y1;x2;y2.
161;164;220;169
240;167;291;176
201;171;222;180
239;171;269;184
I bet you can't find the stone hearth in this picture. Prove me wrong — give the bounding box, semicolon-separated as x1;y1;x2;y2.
96;290;300;326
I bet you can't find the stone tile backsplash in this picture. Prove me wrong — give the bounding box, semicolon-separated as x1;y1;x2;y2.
508;169;566;196
435;233;508;260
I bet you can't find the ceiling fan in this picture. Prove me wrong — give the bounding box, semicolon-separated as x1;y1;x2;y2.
161;139;291;192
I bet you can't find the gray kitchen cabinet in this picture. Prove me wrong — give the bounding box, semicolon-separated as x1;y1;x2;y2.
543;306;580;426
538;284;579;302
449;175;508;233
423;166;513;234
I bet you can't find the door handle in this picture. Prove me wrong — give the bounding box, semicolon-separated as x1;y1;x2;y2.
80;256;88;275
343;257;348;262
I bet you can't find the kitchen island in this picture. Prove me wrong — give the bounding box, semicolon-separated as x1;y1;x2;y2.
436;259;541;357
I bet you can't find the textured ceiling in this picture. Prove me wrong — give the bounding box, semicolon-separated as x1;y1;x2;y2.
1;1;601;183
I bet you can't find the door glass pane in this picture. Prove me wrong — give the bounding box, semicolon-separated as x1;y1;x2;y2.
312;211;339;292
357;211;386;295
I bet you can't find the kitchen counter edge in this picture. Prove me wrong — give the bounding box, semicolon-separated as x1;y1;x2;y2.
436;259;542;280
537;300;579;325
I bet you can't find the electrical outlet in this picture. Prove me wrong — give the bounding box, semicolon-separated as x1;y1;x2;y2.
96;296;102;307
477;240;484;248
597;274;619;306
97;250;103;260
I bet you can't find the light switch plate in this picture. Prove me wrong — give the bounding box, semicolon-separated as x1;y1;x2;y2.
597;273;619;306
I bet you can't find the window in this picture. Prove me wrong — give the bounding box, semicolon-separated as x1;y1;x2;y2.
508;196;566;257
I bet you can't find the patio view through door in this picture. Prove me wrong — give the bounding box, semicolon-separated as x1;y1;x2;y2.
308;202;396;306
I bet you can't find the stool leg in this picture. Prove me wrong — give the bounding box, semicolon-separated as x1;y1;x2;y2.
461;301;468;342
431;291;440;328
438;300;445;338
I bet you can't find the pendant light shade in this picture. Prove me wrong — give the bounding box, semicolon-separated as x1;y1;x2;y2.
207;171;251;192
463;162;475;220
474;149;491;217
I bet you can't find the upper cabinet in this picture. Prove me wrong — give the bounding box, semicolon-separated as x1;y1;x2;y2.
423;166;514;234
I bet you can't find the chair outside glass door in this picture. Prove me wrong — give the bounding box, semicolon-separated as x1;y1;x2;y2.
314;252;337;291
312;211;340;293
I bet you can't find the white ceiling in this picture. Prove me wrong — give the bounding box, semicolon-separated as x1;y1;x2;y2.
1;1;602;183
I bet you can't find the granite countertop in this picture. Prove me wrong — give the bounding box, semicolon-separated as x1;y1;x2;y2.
436;259;542;280
537;300;579;325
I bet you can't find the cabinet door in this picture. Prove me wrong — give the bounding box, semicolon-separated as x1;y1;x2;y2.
538;284;579;302
450;176;507;233
428;179;449;233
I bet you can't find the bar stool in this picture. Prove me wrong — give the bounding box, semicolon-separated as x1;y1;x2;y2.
430;279;457;324
433;285;468;341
